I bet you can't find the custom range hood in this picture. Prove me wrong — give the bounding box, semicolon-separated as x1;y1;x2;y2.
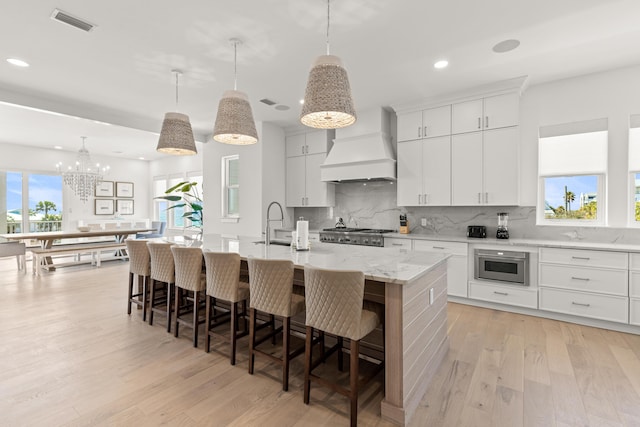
320;108;396;182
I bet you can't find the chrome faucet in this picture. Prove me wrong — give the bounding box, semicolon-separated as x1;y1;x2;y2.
265;201;285;246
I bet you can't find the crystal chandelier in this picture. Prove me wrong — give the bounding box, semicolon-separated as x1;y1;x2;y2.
56;136;110;202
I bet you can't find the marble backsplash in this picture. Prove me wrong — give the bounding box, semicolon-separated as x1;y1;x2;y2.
295;181;640;244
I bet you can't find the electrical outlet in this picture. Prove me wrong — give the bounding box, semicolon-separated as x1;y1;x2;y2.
421;218;427;227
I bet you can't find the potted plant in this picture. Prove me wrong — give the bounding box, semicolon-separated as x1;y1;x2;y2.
155;181;203;230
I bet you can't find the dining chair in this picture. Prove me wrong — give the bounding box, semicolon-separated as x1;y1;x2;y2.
147;241;175;332
303;265;383;427
125;239;151;321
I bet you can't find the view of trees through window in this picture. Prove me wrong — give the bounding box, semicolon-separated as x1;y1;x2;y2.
4;171;63;233
543;175;598;220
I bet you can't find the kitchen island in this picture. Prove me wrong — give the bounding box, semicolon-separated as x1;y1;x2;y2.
187;234;450;426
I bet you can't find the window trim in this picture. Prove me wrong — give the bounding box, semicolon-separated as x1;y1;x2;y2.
221;155;240;220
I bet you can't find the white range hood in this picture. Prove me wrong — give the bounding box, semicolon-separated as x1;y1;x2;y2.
320;108;396;182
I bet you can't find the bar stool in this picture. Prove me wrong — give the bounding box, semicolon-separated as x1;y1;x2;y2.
303;265;383;427
247;258;305;391
147;241;175;332
203;251;250;365
171;246;206;347
125;239;151;321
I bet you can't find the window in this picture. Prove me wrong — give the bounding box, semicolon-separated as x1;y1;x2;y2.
629;115;640;225
154;172;203;230
153;177;168;224
537;119;607;225
222;155;239;219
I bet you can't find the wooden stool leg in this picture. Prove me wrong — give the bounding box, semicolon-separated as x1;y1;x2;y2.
248;308;256;375
205;295;211;353
140;275;147;322
350;339;359;427
127;272;133;315
282;316;290;391
174;287;180;338
338;336;344;372
230;302;238;365
166;283;173;333
303;325;313;404
193;291;199;348
149;279;156;325
270;314;276;345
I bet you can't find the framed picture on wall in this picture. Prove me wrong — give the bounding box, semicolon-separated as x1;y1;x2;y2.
95;199;114;215
116;199;134;215
116;181;134;198
95;181;114;197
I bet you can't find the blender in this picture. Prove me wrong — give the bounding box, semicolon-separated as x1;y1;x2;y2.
497;212;509;239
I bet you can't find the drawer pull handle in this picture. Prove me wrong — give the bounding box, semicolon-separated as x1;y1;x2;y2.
571;256;590;261
571;276;590;281
493;291;508;296
571;301;591;307
433;246;445;249
392;243;404;246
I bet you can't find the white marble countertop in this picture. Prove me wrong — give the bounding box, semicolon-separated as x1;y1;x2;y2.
166;234;448;285
385;232;640;252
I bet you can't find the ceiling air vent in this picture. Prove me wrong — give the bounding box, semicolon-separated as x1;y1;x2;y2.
50;9;96;32
260;98;277;106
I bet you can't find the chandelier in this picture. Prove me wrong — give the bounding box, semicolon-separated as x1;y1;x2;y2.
56;136;109;202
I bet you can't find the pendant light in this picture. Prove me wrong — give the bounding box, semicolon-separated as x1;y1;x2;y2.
300;0;356;129
156;70;197;155
213;38;258;145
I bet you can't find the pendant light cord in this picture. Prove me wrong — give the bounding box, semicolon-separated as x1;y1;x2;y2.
175;72;179;109
234;41;238;91
326;0;331;55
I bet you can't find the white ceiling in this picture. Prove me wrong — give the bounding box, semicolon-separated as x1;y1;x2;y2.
2;0;640;161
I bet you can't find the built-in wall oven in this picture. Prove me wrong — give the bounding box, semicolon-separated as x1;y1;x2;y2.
474;249;529;286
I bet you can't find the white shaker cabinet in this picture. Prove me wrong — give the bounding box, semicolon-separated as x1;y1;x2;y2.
397;136;451;206
285;131;335;207
451;127;519;206
629;253;640;326
397;105;451;142
451;92;519;134
414;240;468;297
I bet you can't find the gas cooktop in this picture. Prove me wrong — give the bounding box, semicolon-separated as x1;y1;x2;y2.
319;228;395;246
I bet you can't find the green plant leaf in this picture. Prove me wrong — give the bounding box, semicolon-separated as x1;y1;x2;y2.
155;195;182;202
165;181;189;193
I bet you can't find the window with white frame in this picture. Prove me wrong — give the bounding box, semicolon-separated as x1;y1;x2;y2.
628;114;640;224
222;155;239;219
154;172;203;229
153;177;168;224
537;118;608;225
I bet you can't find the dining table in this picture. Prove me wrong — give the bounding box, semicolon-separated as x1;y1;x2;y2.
2;227;155;270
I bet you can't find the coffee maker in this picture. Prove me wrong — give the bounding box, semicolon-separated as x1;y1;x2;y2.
496;212;509;239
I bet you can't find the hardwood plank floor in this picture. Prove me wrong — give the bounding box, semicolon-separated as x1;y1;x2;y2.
1;257;639;426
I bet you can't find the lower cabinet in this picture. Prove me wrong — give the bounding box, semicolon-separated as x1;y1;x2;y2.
384;238;412;250
631;299;640;326
539;247;629;324
629;254;640;326
413;240;468;298
468;280;538;309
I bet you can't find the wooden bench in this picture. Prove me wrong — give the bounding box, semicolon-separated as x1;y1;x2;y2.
31;242;128;275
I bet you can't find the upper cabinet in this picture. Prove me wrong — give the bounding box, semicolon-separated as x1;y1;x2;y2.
285;131;335;208
452;92;519;134
397;105;451;142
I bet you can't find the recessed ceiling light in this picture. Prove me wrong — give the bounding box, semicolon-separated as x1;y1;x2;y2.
434;60;449;69
299;99;305;105
53;145;63;150
7;58;29;67
138;157;145;160
492;39;520;53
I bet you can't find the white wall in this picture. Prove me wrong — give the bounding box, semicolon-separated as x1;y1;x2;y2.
202;121;289;238
520;64;640;227
0;142;150;230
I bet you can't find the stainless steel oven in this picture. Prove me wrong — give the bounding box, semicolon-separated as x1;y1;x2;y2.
474;249;529;286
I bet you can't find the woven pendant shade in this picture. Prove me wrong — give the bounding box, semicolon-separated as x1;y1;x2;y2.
213;90;258;145
156;112;197;155
300;54;356;129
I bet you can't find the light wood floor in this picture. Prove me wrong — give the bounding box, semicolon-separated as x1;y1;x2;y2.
1;258;640;426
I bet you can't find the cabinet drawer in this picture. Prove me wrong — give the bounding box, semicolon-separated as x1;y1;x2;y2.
413;240;467;256
630;253;640;270
469;281;537;309
384;238;412;249
539;264;628;296
631;299;640;326
274;230;293;239
539;247;628;269
630;271;640;298
539;287;628;324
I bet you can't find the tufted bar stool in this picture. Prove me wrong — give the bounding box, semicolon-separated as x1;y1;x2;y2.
171;246;206;347
247;258;305;391
303;265;383;427
203;251;250;365
147;241;176;332
126;239;151;321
